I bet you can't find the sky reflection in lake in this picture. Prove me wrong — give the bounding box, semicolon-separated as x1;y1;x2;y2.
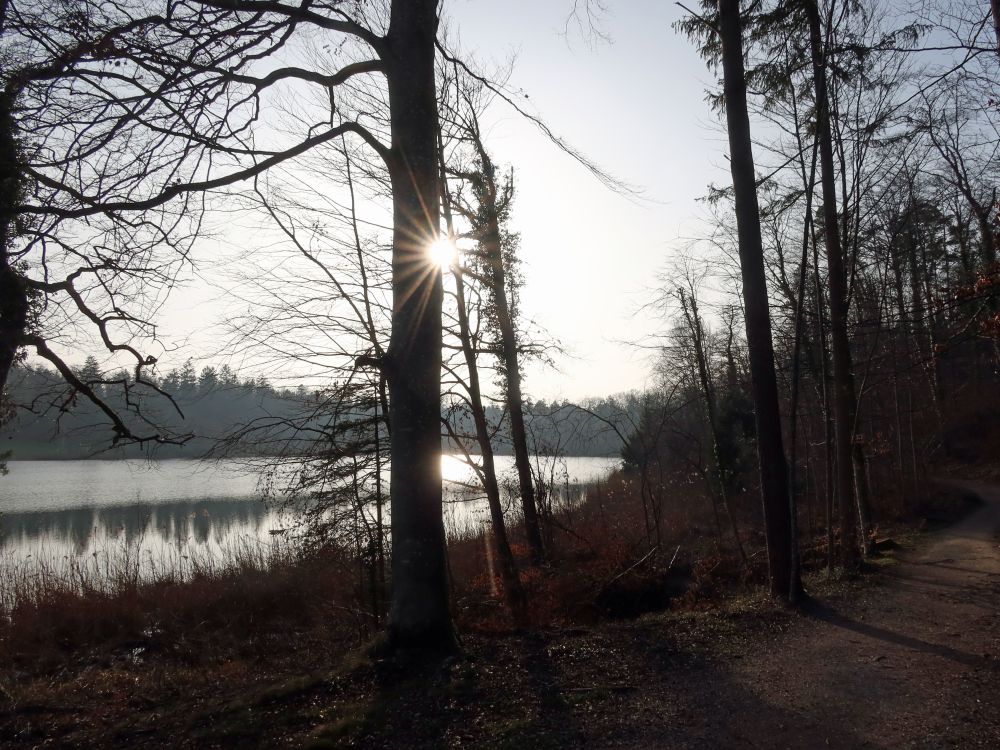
0;456;619;576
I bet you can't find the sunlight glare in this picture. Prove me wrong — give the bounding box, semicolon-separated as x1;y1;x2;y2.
440;453;476;485
428;236;457;269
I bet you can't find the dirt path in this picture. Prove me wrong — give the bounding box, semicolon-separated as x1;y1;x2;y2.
369;483;1000;750
720;482;1000;749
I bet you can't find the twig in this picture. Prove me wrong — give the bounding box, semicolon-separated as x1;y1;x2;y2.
562;684;637;694
600;545;659;592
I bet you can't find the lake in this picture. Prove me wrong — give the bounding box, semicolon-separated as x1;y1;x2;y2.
0;456;619;584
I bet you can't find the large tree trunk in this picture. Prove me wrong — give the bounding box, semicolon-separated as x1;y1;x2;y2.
717;0;797;598
805;0;861;566
0;92;28;395
383;0;455;652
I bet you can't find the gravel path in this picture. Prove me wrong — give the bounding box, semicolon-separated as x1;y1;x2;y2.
713;482;1000;749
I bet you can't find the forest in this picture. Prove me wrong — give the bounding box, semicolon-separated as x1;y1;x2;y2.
0;0;998;747
2;358;632;458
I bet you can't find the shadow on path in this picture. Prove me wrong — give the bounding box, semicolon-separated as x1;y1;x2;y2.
803;599;994;669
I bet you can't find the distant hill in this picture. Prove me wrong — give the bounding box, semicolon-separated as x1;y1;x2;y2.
1;362;642;460
1;361;300;459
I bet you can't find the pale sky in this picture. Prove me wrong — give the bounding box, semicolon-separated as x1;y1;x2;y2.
445;1;725;400
152;1;728;402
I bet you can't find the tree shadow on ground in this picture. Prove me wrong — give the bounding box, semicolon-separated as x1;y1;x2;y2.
406;622;874;750
803;599;993;669
871;564;1000;613
620;624;869;750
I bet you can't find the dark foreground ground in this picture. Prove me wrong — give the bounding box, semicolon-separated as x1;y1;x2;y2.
4;482;999;748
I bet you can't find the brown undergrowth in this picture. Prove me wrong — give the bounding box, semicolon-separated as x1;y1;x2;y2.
0;544;368;672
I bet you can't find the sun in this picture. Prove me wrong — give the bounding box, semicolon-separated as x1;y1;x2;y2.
428;236;457;269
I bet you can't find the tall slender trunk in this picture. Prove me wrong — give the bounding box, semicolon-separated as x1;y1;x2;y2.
955;217;974;281
993;0;1000;53
908;387;920;505
889;230;910;492
440;145;528;623
689;355;725;551
891;363;905;492
851;440;874;553
907;229;933;395
787;197;815;603
806;0;861;566
975;206;997;267
494;273;546;564
803;419;815;539
373;386;385;623
810;216;836;574
384;0;455;652
788;121;819;600
452;262;529;623
474;155;546;565
717;0;796;598
680;288;747;566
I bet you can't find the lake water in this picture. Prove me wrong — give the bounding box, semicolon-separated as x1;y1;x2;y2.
0;456;619;584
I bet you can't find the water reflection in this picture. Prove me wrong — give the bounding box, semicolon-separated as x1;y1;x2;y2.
0;457;619;577
0;499;269;554
0;500;273;569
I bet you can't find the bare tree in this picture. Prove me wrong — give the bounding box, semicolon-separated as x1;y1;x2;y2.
1;0;457;652
438;91;528;621
438;71;548;566
676;282;747;566
679;0;797;597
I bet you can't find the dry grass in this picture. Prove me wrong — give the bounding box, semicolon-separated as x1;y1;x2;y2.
0;469;732;674
0;535;372;673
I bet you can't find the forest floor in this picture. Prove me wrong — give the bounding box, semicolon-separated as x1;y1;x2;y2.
3;481;999;748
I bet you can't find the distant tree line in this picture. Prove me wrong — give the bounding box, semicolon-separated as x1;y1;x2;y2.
1;357;635;460
2;358;296;458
